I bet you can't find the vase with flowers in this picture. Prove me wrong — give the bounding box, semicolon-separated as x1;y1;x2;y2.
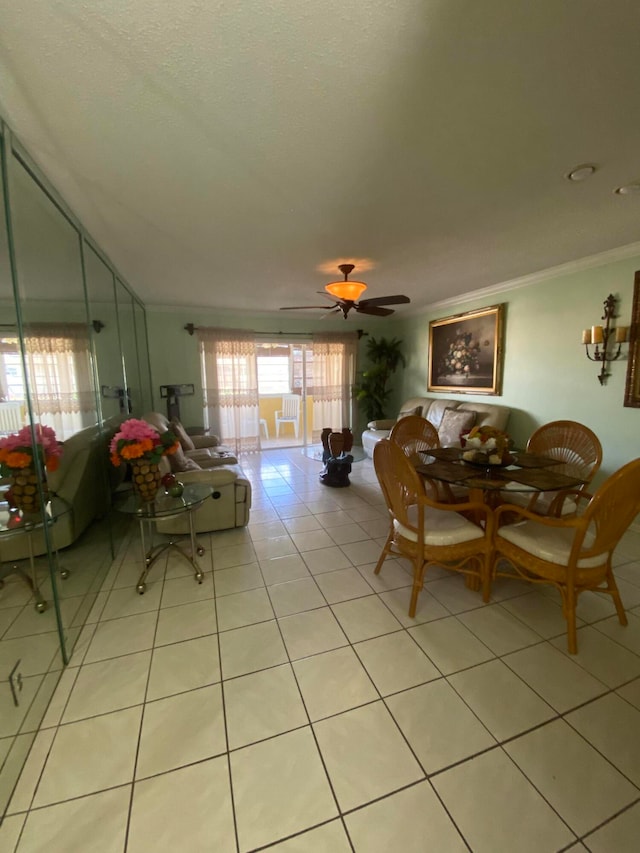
0;424;63;514
460;425;512;466
109;418;179;503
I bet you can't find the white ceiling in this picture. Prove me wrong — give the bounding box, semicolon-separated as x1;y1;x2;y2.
1;1;640;317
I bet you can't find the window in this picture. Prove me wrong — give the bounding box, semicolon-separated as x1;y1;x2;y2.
0;339;24;400
257;355;290;394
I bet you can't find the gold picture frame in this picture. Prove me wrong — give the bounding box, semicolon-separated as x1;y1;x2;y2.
624;270;640;408
428;304;505;395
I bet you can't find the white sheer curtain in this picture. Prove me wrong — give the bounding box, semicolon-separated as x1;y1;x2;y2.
2;325;95;440
310;332;358;443
198;328;260;454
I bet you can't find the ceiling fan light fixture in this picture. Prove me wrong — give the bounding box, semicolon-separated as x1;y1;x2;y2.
325;280;367;301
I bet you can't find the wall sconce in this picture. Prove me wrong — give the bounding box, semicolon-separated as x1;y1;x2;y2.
581;294;628;385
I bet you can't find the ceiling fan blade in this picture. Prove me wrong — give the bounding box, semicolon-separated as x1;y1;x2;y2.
357;294;411;308
279;305;336;310
355;305;395;317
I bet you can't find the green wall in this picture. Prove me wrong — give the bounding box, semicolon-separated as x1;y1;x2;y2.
146;249;640;481
145;307;389;429
390;251;640;482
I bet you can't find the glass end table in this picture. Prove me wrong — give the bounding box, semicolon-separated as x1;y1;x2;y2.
115;483;213;594
0;494;72;612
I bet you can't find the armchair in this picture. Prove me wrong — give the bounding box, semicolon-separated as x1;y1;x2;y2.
155;456;251;534
142;412;237;467
494;457;640;653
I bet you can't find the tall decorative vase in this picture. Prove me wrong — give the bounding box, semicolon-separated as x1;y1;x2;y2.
10;467;41;514
131;460;161;503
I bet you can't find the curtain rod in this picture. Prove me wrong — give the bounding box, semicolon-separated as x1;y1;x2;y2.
184;323;365;338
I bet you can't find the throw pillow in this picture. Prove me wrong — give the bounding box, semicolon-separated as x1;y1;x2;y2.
437;408;476;447
170;417;195;452
168;444;201;473
396;405;422;422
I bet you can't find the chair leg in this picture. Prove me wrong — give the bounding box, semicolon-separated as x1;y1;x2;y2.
374;533;393;575
408;558;426;618
566;586;578;654
606;567;628;627
481;554;492;603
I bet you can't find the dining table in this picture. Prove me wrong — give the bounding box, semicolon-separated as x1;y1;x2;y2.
415;446;589;511
414;446;589;593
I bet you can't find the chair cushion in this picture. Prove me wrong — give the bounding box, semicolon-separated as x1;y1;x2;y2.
168;444;202;473
437;408;476;447
497;521;603;568
395;504;485;546
396;405;422;422
170;417;195;451
500;485;578;516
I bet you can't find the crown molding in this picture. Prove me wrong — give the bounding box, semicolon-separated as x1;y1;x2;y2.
417;240;640;315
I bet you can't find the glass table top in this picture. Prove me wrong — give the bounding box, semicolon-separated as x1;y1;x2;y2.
303;444;366;463
0;492;72;539
115;483;214;518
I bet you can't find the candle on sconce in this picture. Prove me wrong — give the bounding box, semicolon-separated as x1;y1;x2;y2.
591;325;604;344
581;329;591;344
615;326;628;343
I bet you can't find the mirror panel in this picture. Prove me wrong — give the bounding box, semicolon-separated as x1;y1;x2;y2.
85;245;126;420
1;128;153;818
0;134;64;817
134;299;153;413
115;280;138;415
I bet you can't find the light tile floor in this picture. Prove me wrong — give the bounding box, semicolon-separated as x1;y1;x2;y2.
2;449;640;852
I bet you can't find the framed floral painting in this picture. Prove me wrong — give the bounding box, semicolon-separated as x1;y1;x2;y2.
428;304;505;395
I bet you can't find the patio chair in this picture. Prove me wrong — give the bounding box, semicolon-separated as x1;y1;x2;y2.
275;394;301;438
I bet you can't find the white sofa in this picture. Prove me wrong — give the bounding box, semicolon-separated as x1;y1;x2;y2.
1;416;125;561
154;457;252;534
142;413;252;534
362;396;511;458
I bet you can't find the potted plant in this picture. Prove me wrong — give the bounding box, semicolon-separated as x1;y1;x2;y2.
354;336;406;421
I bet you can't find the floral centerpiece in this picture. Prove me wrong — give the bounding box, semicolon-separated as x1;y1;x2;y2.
440;331;481;377
461;425;512;466
109;418;179;502
0;424;63;513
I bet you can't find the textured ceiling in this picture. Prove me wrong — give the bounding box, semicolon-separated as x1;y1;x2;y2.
1;1;640;316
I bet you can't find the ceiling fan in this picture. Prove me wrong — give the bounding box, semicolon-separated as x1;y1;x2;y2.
280;263;411;319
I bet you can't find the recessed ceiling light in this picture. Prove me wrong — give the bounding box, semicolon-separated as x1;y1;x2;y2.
565;164;597;182
613;182;640;195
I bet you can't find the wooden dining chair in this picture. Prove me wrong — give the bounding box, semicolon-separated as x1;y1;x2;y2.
389;414;440;464
518;420;602;515
373;439;494;617
494;457;640;654
389;414;452;501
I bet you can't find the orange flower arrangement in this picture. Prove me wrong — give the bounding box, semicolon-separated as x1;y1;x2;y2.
0;424;62;476
109;418;179;467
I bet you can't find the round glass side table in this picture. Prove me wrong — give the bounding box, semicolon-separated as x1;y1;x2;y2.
115;483;213;594
0;494;72;612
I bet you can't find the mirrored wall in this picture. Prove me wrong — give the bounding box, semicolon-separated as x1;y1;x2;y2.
0;120;152;818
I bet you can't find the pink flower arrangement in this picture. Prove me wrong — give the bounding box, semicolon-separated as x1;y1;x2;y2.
0;424;63;476
109;418;178;467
